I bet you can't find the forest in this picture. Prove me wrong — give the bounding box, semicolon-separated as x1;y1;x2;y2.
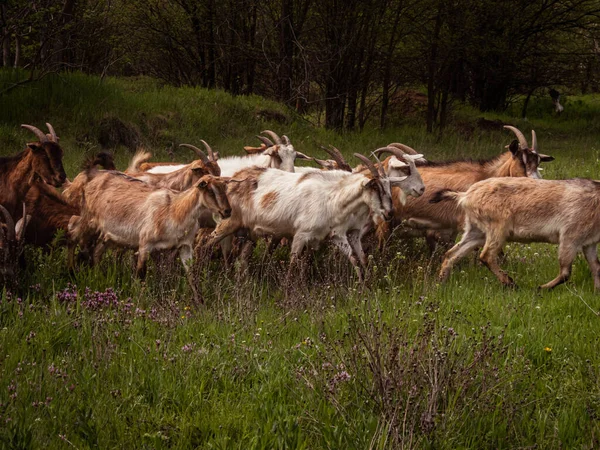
2;0;600;130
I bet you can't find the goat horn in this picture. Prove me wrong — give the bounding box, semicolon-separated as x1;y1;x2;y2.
256;135;274;148
374;146;408;161
261;130;282;145
371;151;387;178
354;153;379;179
179;144;209;163
199;139;216;161
504;126;529;149
0;205;15;242
282;135;291;145
16;203;27;241
388;142;418;155
45;123;58;142
531;130;538;153
21;124;49;143
322;145;352;172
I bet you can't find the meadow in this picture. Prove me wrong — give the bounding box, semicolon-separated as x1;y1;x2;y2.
1;70;600;449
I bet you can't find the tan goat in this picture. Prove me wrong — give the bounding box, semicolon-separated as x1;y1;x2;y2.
435;177;600;290
72;171;231;300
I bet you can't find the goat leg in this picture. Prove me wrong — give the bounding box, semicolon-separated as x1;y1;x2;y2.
539;242;577;290
583;244;600;291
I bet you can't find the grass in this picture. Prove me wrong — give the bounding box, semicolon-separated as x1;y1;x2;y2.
1;69;600;448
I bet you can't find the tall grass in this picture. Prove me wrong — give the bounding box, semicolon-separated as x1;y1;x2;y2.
1;69;600;449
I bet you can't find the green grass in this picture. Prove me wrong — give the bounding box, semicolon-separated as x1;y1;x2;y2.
1;69;600;449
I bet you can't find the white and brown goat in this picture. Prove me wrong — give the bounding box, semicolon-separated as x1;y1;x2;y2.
144;131;311;177
434;177;600;291
209;153;407;280
72;170;231;300
125;141;220;191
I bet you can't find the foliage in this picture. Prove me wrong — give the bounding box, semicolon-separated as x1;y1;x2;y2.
2;0;600;130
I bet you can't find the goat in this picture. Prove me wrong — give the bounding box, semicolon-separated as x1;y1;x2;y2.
130;141;221;174
434;177;600;291
209;153;407;280
20;153;116;248
376;127;555;250
73;170;231;300
125;142;220;191
145;131;311;177
0;123;67;219
0;204;28;286
63;152;116;208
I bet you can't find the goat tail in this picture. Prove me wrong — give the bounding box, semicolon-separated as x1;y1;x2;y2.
429;189;464;204
126;149;152;173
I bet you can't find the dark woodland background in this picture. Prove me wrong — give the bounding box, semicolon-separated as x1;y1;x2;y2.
2;0;600;131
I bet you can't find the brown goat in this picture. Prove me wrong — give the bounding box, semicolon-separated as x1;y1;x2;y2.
19;182;79;248
376;127;554;250
63;152;117;208
125;142;220;190
74;170;231;300
435;177;600;291
0;123;67;219
0;204;28;286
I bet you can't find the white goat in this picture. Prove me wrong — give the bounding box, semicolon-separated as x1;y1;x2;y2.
209;153;408;280
147;131;311;176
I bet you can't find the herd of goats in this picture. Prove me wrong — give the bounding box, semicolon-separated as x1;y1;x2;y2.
2;122;600;300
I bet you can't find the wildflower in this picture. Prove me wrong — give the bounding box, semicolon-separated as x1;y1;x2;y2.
181;343;195;353
544;347;552;353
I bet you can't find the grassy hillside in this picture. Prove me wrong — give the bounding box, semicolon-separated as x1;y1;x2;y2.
1;70;600;449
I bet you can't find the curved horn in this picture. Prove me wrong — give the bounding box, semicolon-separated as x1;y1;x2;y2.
45;123;58;142
354;153;379;179
371;151;387;178
199;139;216;161
322;145;351;172
16;203;27;241
374;146;408;161
255;135;274;148
179;144;209;163
0;205;15;242
531;130;538;153
21;124;49;143
282;135;291;145
504;125;529;149
388;143;418;155
261;130;282;145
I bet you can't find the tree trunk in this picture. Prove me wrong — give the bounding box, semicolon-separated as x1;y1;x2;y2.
2;33;9;67
380;0;403;129
426;2;443;133
13;34;19;68
279;0;294;104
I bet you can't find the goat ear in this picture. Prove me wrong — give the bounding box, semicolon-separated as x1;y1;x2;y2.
508;140;520;156
539;153;554;162
263;146;277;156
27;143;45;153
